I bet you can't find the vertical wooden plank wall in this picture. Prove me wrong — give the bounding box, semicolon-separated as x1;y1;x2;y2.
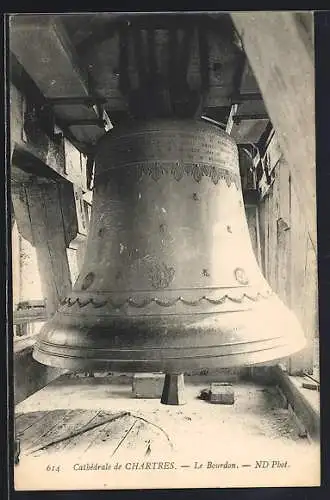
230;12;317;375
259;149;318;374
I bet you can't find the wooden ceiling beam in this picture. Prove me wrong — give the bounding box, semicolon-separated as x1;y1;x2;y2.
10;15;109;146
10;15;90;99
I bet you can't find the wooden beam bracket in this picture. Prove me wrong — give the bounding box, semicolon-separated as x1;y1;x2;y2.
13;135;66;183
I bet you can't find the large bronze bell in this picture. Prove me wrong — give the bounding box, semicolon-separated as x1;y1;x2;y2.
33;119;306;372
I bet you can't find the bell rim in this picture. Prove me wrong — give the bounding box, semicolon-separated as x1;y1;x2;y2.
33;336;307;373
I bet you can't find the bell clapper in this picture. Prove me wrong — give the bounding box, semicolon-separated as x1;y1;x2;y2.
160;373;186;405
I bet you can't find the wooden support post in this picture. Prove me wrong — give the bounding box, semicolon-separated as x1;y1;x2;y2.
231;12;316;251
12;181;73;317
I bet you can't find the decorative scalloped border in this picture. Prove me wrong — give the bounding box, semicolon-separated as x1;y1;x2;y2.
96;161;241;188
137;162;240;187
60;292;272;309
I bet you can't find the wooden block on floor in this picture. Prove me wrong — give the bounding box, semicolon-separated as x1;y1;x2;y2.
209;383;235;405
132;373;165;399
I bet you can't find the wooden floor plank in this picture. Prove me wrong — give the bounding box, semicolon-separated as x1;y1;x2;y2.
81;414;137;458
19;410;72;452
17;410;136;458
16;410;68;442
31;409;100;456
62;411;131;456
15;381;317;464
111;417;172;459
15;411;48;434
